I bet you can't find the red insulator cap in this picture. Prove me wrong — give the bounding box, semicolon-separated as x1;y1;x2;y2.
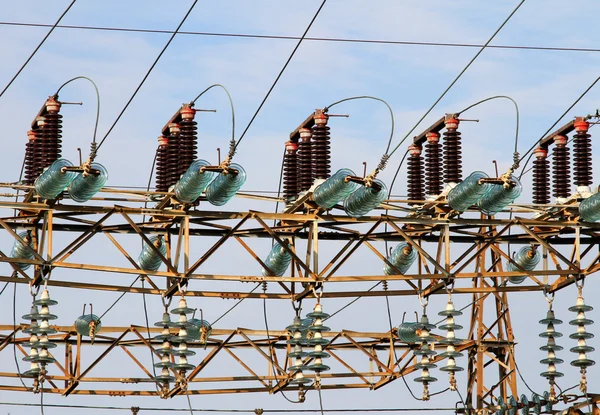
45;97;61;113
314;111;328;125
426;131;440;142
554;135;567;146
285;141;298;152
36;116;46;127
299;128;312;139
158;136;169;146
408;144;422;156
533;147;547;158
181;106;195;120
444;117;459;129
574;118;589;133
168;123;181;135
27;130;37;141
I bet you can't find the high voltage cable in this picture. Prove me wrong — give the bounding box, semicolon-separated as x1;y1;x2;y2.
2;21;600;54
0;1;77;99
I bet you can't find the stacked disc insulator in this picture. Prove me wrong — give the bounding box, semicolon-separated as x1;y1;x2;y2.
311;112;331;181
572;119;592;188
283;141;299;203
414;313;437;400
443;118;462;185
39;98;63;172
167;123;182;188
153;312;176;385
539;308;563;399
407;144;425;204
425;132;443;197
178;106;198;177
286;316;312;386
552;135;570;199
297;128;313;192
306;304;331;374
22;289;58;377
532;147;550;205
438;300;464;390
568;293;595;391
169;298;196;375
155;136;170;192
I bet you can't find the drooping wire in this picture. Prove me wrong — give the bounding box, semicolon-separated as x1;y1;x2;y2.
186;393;195;415
385;0;526;161
210;283;262;326
0;0;77;99
517;75;600;179
40;383;45;415
54;76;101;149
95;0;199;153
0;281;9;298
4;20;600;54
233;0;327;154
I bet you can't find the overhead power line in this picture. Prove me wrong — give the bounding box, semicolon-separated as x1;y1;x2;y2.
1;21;599;54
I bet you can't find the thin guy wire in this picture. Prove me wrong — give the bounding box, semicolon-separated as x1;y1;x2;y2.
98;276;141;320
187;393;195;415
386;0;526;159
234;0;327;151
210;282;262;326
0;0;77;99
0;281;9;297
3;21;600;54
95;0;199;153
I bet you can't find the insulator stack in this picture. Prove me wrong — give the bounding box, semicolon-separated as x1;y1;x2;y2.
447;171;490;212
153;312;176;386
311;111;331;181
579;191;600;222
10;231;34;270
438;301;464;391
155;136;170;192
443;118;462;184
261;241;292;277
414;313;437;400
532;147;550;204
34;158;77;200
384;242;416;275
507;246;540;284
287;316;312;386
297;128;313;192
344;179;388;217
169;298;196;374
407;144;425;204
75;314;102;340
68;163;109;203
313;168;359;209
568;292;595;392
178;106;198;177
283;141;299;203
205;163;247;206
174;159;215;204
167;123;182;189
306;303;331;373
478;175;523;216
22;289;58;378
24;130;39;185
539;307;563;400
39;98;63;171
425;132;443;196
138;236;167;271
572;119;593;188
187;318;212;343
552;135;570;199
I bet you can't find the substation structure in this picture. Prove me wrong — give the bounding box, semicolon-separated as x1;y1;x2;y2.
0;187;598;414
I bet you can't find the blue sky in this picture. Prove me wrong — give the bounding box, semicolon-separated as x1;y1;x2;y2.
1;1;600;414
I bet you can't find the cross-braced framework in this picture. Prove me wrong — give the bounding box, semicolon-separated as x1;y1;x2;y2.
0;184;599;414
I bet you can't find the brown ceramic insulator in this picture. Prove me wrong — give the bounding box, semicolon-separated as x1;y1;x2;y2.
283;141;299;203
297;128;313;192
572;119;592;187
552;135;570;198
407;144;425;204
166;123;181;189
155;136;170;192
443;118;462;184
311;112;331;180
178;107;198;177
425;131;442;196
39;100;63;170
24;130;39;185
532;147;550;204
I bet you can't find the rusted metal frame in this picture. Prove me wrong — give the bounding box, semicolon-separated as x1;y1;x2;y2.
51;210;115;263
13;343;61;390
322;219;383;281
103;232;160;291
0;217;46;263
483;350;511;371
0;251;33;280
0;326;20;353
386;220;450;278
452;222;514;275
318;237;357;279
327;349;373;386
341;333;392;375
223;347;271;389
237;332;287;375
518;222;581;272
480;370;513;402
185;214;251;277
254;215;316;279
120;345;156;379
362;240;418;290
172;218;185;272
371;347;412;390
63;328;132;396
120;210;178;275
480;309;507;340
233;235;291;295
186;331;237;381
